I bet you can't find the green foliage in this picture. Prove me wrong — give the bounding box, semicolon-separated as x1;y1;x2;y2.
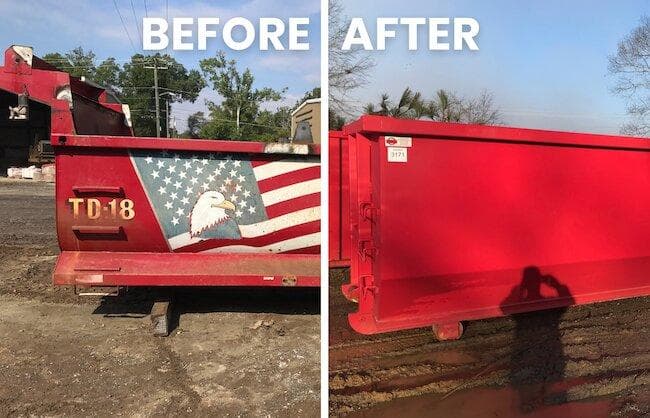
93;58;121;90
329;110;346;130
41;48;316;141
119;53;205;137
198;51;289;141
185;111;207;138
365;87;501;125
297;87;321;105
43;47;95;79
364;87;424;119
42;48;206;137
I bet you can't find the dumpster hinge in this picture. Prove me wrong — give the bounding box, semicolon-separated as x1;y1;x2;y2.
360;275;378;298
360;202;379;222
358;240;377;260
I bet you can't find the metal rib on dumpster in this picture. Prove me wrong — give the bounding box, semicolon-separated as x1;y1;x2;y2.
342;115;650;337
328;130;350;267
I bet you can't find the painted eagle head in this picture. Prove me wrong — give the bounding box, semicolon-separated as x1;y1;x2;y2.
189;191;236;238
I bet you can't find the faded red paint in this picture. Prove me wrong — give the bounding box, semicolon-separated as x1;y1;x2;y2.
0;45;320;289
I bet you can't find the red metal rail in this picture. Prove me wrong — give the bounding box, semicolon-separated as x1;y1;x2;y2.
328;130;350;267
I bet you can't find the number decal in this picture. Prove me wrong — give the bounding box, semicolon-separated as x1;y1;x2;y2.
67;198;136;220
119;199;135;220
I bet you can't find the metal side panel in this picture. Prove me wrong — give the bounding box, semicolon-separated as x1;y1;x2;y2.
328;131;351;267
54;136;321;257
344;116;650;334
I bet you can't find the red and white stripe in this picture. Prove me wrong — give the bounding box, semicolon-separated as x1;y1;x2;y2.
170;158;320;254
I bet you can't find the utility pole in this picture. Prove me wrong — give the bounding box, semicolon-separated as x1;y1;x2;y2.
166;98;170;138
159;91;175;138
144;58;168;137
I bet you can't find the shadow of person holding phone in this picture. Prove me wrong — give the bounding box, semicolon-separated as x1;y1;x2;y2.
500;266;575;414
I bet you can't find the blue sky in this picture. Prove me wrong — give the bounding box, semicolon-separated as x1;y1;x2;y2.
339;0;649;135
0;0;320;131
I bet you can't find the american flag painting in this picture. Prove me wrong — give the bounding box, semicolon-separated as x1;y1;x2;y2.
130;149;320;254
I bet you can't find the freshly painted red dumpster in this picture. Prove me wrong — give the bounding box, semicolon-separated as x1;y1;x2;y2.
339;115;650;337
328;130;350;267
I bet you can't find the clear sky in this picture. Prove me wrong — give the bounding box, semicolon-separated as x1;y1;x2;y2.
339;0;649;135
0;0;320;131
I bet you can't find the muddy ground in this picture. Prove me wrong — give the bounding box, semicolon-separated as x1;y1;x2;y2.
329;269;649;417
0;178;320;417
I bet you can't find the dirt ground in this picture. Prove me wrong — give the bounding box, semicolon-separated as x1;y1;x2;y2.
0;178;320;417
329;269;650;417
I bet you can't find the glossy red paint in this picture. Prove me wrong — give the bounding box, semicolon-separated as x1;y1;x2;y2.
328;130;350;267
341;115;650;335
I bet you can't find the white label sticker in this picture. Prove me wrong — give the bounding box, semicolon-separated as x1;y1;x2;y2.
385;136;412;147
387;147;408;162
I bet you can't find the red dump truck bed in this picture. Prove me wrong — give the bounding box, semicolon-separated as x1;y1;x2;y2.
0;44;320;289
52;135;320;287
335;115;650;337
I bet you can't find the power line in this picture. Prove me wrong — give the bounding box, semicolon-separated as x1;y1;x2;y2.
112;0;138;54
128;107;287;130
124;86;203;96
143;0;148;17
165;0;169;54
130;0;143;45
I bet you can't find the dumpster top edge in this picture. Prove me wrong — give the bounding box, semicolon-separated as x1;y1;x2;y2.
342;115;650;150
50;134;321;156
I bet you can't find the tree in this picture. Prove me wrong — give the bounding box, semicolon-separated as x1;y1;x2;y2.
43;47;96;79
329;0;374;116
329;110;346;130
43;48;119;89
199;52;286;140
364;88;425;119
608;16;650;136
427;89;501;124
119;54;205;137
365;88;502;125
459;90;502;125
425;90;462;122
185;111;207;138
296;87;321;106
41;48;206;137
93;58;121;90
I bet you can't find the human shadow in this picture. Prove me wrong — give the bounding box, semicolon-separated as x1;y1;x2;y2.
500;266;575;414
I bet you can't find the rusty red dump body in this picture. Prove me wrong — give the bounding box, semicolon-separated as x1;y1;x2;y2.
53;136;320;288
0;45;133;172
1;45;320;288
334;115;650;335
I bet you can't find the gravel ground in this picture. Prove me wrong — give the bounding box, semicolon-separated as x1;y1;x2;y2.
329;268;649;417
0;178;320;417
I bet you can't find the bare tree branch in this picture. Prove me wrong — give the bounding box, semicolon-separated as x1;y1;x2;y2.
328;0;375;116
365;88;502;125
609;16;650;136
